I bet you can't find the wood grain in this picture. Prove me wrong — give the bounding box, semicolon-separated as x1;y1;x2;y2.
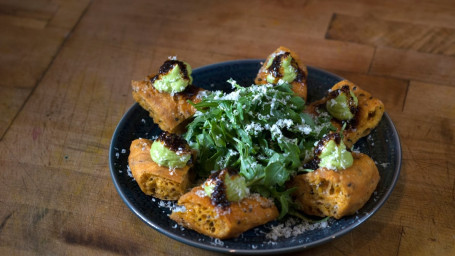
0;0;91;138
370;47;455;86
327;13;455;56
0;0;454;255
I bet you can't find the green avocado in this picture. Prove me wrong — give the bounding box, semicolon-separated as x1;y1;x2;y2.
203;173;249;202
150;140;191;169
203;180;216;198
224;174;249;202
326;90;358;120
153;62;193;93
319;139;353;170
266;54;297;83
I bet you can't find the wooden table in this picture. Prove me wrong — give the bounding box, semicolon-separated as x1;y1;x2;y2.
1;0;454;255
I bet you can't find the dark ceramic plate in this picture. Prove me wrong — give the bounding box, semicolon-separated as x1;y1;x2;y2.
109;60;401;254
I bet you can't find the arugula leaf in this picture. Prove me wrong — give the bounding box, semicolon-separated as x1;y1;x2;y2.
184;81;335;216
264;162;289;187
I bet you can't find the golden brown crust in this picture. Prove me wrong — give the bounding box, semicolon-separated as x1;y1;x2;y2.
128;138;193;200
306;80;385;148
255;46;308;100
290;152;380;219
170;187;279;239
131;79;204;134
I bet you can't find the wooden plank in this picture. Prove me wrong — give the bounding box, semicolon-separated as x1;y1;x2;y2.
327;13;455;56
47;0;91;30
305;220;402;255
0;13;47;29
397;226;454;255
0;0;58;21
0;202;218;255
404;81;455;119
71;0;374;72
361;0;455;28
0;86;29;139
310;0;455;29
370;47;455;86
0;0;91;138
0;26;64;87
0;25;64;138
379;82;455;254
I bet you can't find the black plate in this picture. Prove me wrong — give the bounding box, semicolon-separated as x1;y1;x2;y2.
109;60;401;254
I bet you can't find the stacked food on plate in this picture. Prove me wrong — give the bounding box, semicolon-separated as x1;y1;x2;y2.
128;47;384;239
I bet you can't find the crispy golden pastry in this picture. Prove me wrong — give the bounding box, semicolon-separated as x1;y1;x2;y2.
128;138;193;200
255;46;308;100
290;152;379;219
307;80;385;148
132;79;204;134
170;187;279;239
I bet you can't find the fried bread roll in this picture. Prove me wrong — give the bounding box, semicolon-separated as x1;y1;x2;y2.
255;46;308;100
128;138;193;200
290;152;379;219
307;80;385;148
132;80;204;134
170;187;279;239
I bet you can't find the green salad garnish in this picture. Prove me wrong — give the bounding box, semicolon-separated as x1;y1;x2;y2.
184;79;335;217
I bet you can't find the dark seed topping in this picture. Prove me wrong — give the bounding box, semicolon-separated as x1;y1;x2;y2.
267;52;289;78
266;52;306;82
326;85;360;128
208;168;239;209
303;132;350;170
314;132;342;157
150;60;190;84
294;67;306;82
156;131;191;154
175;84;201;100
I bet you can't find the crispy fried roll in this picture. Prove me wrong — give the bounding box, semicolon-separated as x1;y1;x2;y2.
290;152;379;219
255;46;308;100
307;80;385;148
170;187;279;239
131;80;204;134
128;138;193;200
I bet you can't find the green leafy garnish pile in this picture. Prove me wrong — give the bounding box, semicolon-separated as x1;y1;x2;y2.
184;79;335;217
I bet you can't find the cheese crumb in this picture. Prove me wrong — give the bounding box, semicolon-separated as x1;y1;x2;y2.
265;217;329;240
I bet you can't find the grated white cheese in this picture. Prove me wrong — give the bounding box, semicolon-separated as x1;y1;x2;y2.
270;124;283;138
141;142;148;151
210;238;224;246
244;122;263;135
296;124;312;135
222;90;241;101
158;200;175;210
126;165;134;179
172;205;186;213
195;189;207;198
265;217;329;241
196;90;210;100
378;162;390;168
275;119;293;128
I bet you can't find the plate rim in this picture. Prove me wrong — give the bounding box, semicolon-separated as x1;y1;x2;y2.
109;59;402;254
